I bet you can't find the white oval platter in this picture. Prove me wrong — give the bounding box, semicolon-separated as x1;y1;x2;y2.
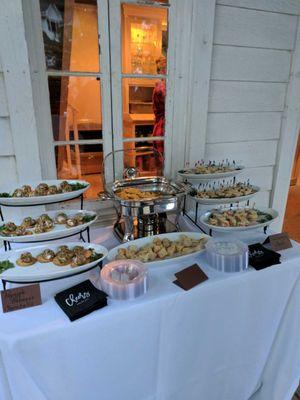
177;166;245;182
0;210;97;243
107;231;210;266
200;207;279;233
0;180;90;206
0;242;108;283
189;185;260;205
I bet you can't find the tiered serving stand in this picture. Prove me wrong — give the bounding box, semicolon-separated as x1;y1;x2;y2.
0;181;91;251
179;161;273;236
0;180;106;290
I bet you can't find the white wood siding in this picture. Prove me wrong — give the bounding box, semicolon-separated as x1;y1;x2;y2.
211;46;291;82
204;4;299;208
217;0;300;15
214;5;297;49
206;113;282;143
0;73;9;117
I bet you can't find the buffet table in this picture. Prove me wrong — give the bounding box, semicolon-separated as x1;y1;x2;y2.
0;221;300;400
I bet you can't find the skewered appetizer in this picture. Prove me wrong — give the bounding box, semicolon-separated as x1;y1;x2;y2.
193;183;255;199
0;181;88;198
15;246;103;268
115;235;207;263
206;208;273;227
179;161;241;175
116;187;159;201
0;212;96;237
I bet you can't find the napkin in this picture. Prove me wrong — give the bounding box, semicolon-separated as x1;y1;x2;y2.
55;280;107;321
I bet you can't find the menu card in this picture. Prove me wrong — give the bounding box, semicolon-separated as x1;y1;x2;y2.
1;284;42;313
263;233;292;251
174;264;208;290
55;280;107;321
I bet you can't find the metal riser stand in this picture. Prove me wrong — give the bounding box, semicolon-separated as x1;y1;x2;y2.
1;261;102;291
182;195;269;236
0;193;89;251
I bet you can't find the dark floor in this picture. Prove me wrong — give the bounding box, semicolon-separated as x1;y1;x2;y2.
292;386;300;399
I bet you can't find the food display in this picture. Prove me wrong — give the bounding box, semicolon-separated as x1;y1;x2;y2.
115;234;208;262
178;161;244;182
0;212;96;237
115;187;160;201
206;208;273;227
192;183;255;199
0;242;108;283
16;245;103;268
0;181;87;198
181;164;235;175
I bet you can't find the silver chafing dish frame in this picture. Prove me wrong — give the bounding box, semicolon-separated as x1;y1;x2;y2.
99;149;191;241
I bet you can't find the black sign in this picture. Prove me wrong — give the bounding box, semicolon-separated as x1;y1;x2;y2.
248;243;281;270
55;280;107;321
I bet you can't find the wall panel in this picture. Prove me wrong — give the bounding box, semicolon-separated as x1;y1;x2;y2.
208;81;286;112
214;5;297;49
211;46;291;82
0;74;8;117
0;118;14;155
205;140;278;167
206;112;282;143
217;1;300;15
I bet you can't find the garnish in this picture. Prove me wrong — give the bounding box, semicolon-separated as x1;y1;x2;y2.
0;192;11;198
82;214;96;223
0;260;15;274
89;250;103;262
70;183;88;191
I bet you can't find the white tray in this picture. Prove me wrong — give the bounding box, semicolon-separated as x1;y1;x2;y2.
0;210;97;243
0;242;108;283
189;185;260;205
0;180;90;206
178;166;244;182
107;232;210;266
200;207;278;233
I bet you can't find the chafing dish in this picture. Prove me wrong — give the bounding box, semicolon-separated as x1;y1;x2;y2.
100;176;189;241
99;149;190;241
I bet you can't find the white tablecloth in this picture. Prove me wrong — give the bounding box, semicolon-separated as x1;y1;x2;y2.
0;221;300;400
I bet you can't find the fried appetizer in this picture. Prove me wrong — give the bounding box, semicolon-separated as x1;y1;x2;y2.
116;235;207;262
37;249;56;263
16;252;37;267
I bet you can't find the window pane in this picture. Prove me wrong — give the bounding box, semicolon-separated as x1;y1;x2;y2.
40;0;100;72
122;4;168;74
48;76;102;141
55;144;103;199
122;77;165;165
123;142;164;177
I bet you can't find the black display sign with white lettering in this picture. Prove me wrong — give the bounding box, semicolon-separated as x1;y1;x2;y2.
55;280;107;321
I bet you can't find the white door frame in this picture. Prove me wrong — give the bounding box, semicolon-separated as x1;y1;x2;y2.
271;19;300;231
108;0;174;178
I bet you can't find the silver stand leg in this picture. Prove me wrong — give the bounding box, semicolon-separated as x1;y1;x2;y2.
123;215;134;242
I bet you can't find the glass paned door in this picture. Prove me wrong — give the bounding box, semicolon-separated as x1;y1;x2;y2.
39;0;172;198
109;0;171;178
39;0;112;200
